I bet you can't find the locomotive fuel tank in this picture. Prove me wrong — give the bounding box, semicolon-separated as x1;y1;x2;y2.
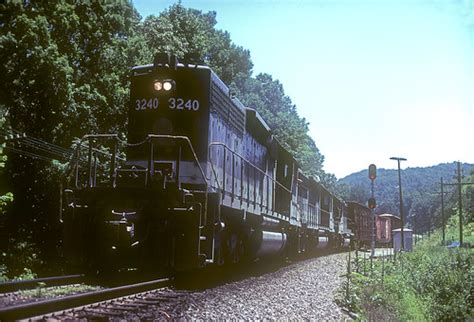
252;230;288;258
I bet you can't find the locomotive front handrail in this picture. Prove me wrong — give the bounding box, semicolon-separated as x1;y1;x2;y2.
68;134;210;190
82;135;119;187
146;134;209;187
64;134;124;189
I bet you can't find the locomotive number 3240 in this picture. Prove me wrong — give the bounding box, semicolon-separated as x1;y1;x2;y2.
135;98;200;111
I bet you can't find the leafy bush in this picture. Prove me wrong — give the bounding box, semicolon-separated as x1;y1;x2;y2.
341;246;473;320
405;246;473;320
0;264;8;282
1;238;40;280
0;115;14;215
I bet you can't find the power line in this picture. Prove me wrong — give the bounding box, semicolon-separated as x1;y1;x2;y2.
15;141;70;159
1;128;72;157
2;127;127;167
1;127;73;161
4;146;57;162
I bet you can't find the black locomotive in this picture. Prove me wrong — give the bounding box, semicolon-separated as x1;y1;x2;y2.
62;54;357;273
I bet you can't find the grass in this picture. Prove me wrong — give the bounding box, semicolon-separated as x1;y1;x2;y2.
19;283;100;299
339;218;474;321
421;215;474;247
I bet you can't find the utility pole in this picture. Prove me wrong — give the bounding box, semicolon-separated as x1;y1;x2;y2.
368;164;377;258
413;215;417;245
441;162;473;247
390;157;407;251
441;177;445;245
456;161;463;246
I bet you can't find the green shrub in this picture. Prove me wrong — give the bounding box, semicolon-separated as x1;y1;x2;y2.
342;246;473;321
0;264;7;282
1;239;40;280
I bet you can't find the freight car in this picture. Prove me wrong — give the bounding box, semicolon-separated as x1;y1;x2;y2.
62;54;356;273
376;213;401;246
346;203;402;248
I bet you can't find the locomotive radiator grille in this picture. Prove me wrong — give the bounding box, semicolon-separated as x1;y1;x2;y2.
210;79;245;135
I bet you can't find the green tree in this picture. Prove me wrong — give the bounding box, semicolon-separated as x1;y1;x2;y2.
0;114;13;215
0;0;146;270
0;1;146;144
141;3;253;84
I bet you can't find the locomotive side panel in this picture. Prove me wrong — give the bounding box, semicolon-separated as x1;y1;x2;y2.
308;181;320;230
208;72;246;209
320;189;332;229
297;172;310;226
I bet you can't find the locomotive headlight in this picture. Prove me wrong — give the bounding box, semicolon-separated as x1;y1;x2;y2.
153;79;174;91
153;81;163;91
163;80;174;91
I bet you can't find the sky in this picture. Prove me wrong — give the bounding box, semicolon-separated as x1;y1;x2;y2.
133;0;474;179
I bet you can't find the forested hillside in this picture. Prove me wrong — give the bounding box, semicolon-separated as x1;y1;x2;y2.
337;162;474;233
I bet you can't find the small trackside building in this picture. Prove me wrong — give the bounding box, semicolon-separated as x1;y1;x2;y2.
376;213;401;246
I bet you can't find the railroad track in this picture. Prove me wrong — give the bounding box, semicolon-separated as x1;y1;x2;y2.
0;277;173;320
0;274;87;293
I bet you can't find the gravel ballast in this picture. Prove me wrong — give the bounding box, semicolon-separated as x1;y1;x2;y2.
1;252;351;320
179;252;350;320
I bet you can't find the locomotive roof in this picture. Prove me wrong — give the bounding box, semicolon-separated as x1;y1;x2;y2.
131;63;212;74
296;169;344;204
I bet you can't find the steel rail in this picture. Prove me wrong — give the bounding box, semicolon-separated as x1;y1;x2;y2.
0;277;172;321
0;274;86;293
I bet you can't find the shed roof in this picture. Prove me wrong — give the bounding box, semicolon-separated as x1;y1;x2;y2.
379;213;401;220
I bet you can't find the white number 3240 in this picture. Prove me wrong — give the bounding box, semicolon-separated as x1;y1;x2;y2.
168;98;200;111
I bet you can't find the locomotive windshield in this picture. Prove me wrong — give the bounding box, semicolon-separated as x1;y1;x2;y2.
128;65;211;161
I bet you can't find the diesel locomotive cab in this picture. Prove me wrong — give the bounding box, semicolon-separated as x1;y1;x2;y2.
63;55;215;273
128;61;209;158
126;57;211;191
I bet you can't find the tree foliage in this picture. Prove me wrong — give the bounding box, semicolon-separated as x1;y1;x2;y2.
142;4;253;85
0;114;13;214
0;0;146;271
0;1;146;143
